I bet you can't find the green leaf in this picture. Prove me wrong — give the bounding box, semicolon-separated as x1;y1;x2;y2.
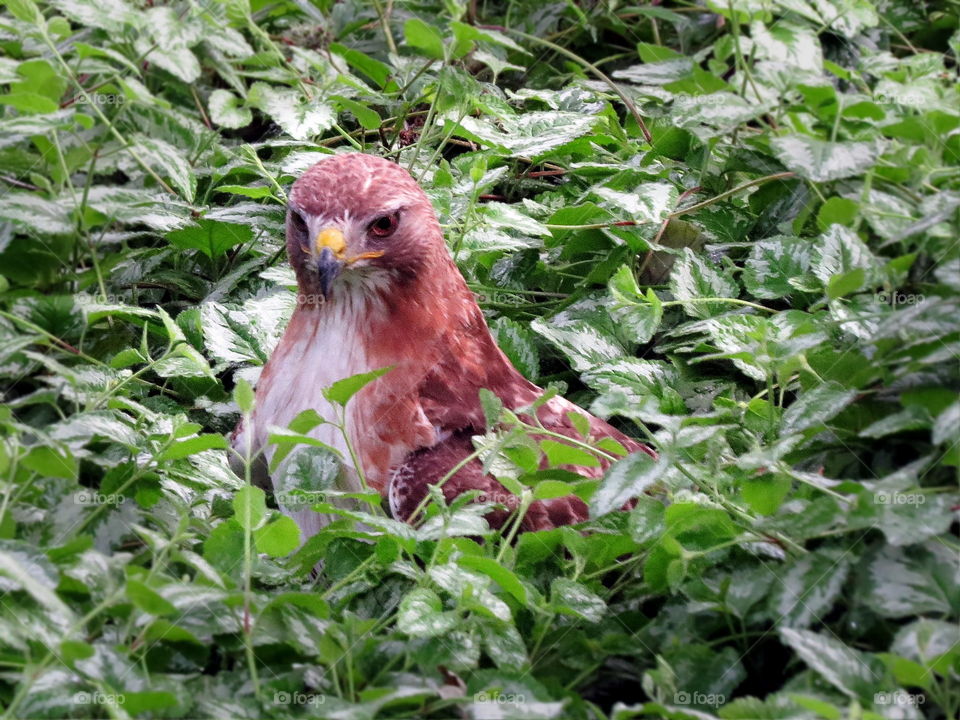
208;89;252;129
398;588;459;637
202;518;244;573
457;555;527;604
6;0;44;25
129;134;196;201
333;96;381;130
403;18;445;59
166;219;253;259
323;366;392;406
233;486;266;530
740;473;792;515
0;92;59;114
591;451;666;518
609;266;663;343
779;628;882;700
550;577;606;622
817;197;859;229
158;433;228;460
126;579;177;616
254;515;301;557
489;317;539;380
826;267;865;299
478;388;503;429
669;248;739;318
532;479;575;500
770;135;881;182
539;439;600;468
782;381;857;434
216;184;274;199
329;43;392;87
769;548;849;628
233;378;254;413
21;445;77;479
248;82;335;141
812;225;879;284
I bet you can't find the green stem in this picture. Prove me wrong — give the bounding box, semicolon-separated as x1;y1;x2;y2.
661;297;777;314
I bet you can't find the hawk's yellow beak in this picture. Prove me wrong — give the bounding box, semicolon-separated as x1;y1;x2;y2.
315;227;346;258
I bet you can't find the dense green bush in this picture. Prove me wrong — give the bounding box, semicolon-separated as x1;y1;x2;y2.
0;0;957;718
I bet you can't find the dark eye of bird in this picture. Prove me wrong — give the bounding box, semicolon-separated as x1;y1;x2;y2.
288;210;308;243
369;212;399;238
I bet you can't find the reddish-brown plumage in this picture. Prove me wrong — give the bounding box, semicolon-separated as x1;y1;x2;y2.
232;153;654;540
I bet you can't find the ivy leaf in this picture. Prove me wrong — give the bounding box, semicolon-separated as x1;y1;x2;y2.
208;89;252;129
782;381;857;434
669;248;739;318
779;628;882;700
127;579;177;616
233;486;266;531
550;578;606;622
932;401;959;445
128;134;196;202
608;265;663;343
403;18;445;59
166;219;253;259
591;451;666;518
397;588;458;636
770;548;850;628
323;367;392;406
248;83;335;141
158;434;228;460
254;515;301;557
770;135;881;182
812;225;880;284
531;295;629;372
490;317;539;380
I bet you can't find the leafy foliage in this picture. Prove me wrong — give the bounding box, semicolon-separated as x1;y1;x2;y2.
0;0;958;718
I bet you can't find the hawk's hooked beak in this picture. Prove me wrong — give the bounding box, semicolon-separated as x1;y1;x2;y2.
314;227;346;300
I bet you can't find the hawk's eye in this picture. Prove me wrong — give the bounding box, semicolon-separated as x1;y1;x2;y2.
288;210;308;243
368;212;399;238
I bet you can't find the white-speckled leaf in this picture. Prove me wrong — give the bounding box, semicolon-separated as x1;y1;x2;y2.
208;90;252;130
770;135;880;182
249;83;335;141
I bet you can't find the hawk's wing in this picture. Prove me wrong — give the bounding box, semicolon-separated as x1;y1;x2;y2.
387;309;653;531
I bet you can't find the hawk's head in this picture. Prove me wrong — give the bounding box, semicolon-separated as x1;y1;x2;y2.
287;153;444;302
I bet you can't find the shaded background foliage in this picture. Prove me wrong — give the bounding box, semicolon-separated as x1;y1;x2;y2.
0;0;958;718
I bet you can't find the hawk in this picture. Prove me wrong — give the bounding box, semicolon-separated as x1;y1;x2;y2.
232;153;654;539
